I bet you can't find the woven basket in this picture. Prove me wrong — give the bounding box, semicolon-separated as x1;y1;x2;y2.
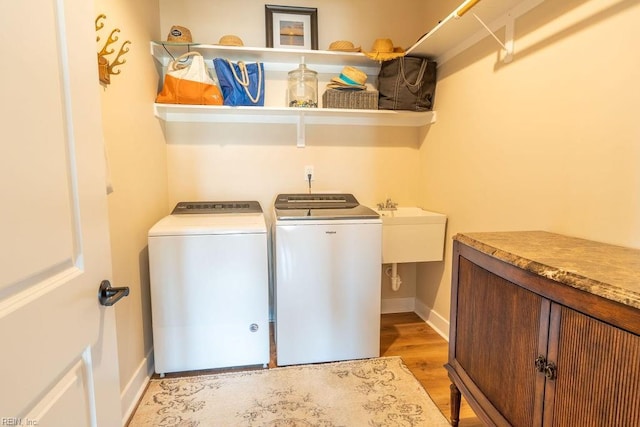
322;89;378;110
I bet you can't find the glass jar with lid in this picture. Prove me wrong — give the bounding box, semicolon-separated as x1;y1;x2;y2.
287;59;318;108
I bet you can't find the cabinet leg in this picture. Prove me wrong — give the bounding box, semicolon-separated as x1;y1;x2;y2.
450;382;461;427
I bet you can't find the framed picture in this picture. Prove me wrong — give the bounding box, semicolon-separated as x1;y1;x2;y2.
265;5;318;50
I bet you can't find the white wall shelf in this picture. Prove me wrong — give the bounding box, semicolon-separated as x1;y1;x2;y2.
152;0;543;145
153;104;436;148
151;42;436;146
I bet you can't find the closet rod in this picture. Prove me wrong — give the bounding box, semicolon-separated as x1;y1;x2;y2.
456;0;481;17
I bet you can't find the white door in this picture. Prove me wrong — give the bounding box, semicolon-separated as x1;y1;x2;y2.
0;1;122;426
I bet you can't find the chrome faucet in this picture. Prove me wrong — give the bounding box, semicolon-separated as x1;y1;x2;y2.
377;198;398;211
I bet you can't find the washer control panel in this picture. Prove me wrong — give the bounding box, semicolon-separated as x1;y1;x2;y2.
171;201;263;214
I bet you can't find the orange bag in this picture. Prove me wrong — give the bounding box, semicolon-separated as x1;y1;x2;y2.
156;52;223;105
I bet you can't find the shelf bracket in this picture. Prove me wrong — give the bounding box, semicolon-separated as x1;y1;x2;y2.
471;12;514;63
297;113;306;148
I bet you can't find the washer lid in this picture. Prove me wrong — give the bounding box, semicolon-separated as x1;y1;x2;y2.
148;212;267;236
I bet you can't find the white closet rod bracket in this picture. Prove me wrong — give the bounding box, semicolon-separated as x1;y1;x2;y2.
453;0;515;63
503;14;515;63
471;12;514;63
297;113;306;148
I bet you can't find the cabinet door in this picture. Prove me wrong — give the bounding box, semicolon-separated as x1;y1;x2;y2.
544;305;640;426
455;257;547;426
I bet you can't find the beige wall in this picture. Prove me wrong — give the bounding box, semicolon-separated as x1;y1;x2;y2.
94;0;165;418
417;0;640;331
158;0;450;50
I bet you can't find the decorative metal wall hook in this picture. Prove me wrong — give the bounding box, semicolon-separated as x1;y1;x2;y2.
96;14;131;86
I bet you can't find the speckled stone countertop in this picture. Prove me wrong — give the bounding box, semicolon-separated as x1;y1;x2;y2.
454;231;640;310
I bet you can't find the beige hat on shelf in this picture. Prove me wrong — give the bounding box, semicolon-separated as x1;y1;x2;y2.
217;34;244;47
166;25;193;43
327;40;361;52
364;38;405;61
327;66;367;90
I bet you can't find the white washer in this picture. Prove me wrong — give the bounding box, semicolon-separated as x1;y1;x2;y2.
148;201;269;376
273;193;382;366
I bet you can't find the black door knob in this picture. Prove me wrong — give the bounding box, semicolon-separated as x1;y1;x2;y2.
98;280;130;306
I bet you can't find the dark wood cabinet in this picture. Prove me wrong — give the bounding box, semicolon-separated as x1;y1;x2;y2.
447;234;640;427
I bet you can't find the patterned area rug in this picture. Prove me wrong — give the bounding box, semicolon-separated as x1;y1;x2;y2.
128;356;450;426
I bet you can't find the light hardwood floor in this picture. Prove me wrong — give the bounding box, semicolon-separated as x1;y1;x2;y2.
380;312;481;426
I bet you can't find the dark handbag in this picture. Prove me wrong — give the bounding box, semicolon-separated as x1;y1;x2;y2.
377;56;436;111
212;58;265;106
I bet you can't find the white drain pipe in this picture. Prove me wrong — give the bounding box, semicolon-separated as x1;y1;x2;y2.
385;263;402;291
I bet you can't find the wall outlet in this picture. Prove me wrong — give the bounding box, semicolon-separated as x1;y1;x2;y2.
304;165;314;181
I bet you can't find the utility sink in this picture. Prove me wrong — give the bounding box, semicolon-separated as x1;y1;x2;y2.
375;207;447;264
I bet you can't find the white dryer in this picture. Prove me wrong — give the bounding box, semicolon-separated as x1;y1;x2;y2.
148;201;269;376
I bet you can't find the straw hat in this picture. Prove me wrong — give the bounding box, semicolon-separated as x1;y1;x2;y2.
167;25;193;43
327;40;361;52
327;66;367;90
217;34;244;47
364;38;405;61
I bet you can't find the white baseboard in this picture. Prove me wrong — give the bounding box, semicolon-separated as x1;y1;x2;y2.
381;297;450;341
121;349;154;426
414;299;449;341
381;297;415;314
